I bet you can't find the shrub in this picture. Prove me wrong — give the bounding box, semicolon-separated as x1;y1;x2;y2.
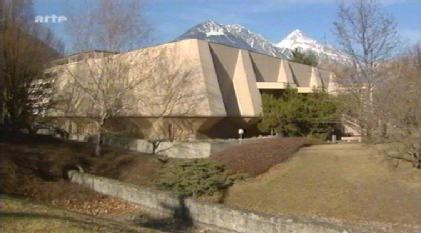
156;159;246;197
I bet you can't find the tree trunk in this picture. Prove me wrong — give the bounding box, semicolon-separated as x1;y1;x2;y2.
0;98;5;127
93;132;101;156
414;143;421;169
93;119;104;157
151;140;160;154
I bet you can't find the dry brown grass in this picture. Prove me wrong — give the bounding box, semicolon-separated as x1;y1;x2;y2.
224;144;421;231
0;133;162;217
0;195;159;233
211;137;309;176
0;133;221;233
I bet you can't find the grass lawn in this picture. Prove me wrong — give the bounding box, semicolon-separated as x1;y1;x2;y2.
224;144;421;233
0;195;160;233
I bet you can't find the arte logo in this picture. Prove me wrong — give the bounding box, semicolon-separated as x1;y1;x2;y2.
34;15;67;24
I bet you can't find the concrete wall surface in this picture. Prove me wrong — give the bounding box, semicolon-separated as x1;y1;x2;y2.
68;171;355;233
102;135;262;158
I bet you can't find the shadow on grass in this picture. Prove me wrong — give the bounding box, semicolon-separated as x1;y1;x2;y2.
0;211;139;232
135;196;193;233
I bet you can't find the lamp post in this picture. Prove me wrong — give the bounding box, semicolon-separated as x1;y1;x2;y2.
238;128;244;143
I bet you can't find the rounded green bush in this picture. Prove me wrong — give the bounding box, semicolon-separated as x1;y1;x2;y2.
156;159;246;197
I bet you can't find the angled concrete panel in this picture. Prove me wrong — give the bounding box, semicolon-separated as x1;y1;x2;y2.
232;50;262;117
289;62;312;87
318;69;331;90
124;39;212;117
249;52;279;82
195;40;227;117
327;72;340;94
278;60;296;87
309;67;323;89
209;43;241;116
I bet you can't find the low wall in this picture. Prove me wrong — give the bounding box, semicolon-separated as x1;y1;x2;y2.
102;135;268;158
68;171;354;233
48;131;273;158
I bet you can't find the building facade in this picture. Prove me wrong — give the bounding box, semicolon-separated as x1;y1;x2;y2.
45;39;339;140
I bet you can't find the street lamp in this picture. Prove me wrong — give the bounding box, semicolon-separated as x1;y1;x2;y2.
238;128;244;143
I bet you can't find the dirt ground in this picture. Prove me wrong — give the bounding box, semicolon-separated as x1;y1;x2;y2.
224;143;421;232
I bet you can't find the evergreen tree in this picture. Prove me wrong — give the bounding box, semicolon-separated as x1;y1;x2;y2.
258;89;338;139
289;48;319;66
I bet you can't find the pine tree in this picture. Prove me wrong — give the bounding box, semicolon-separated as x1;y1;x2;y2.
289;48;318;66
258;89;338;139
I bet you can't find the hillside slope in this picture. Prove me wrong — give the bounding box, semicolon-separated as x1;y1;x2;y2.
224;144;421;233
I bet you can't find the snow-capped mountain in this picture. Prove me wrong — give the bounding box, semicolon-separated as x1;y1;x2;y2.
176;21;349;63
275;29;350;63
176;20;288;59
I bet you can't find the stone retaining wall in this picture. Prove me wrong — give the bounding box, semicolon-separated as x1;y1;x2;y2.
68;170;353;233
102;135;269;158
48;131;274;158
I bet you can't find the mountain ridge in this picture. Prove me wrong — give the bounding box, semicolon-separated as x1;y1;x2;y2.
176;20;349;63
176;20;288;59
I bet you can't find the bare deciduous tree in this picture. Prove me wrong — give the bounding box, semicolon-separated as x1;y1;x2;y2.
66;0;150;53
0;0;63;131
333;0;399;137
374;43;421;168
52;47;203;156
58;0;151;156
58;0;203;156
140;57;204;154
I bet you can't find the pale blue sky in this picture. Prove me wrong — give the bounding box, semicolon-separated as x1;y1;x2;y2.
34;0;421;53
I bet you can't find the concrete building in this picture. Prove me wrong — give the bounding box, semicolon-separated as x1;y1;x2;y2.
45;39;339;140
